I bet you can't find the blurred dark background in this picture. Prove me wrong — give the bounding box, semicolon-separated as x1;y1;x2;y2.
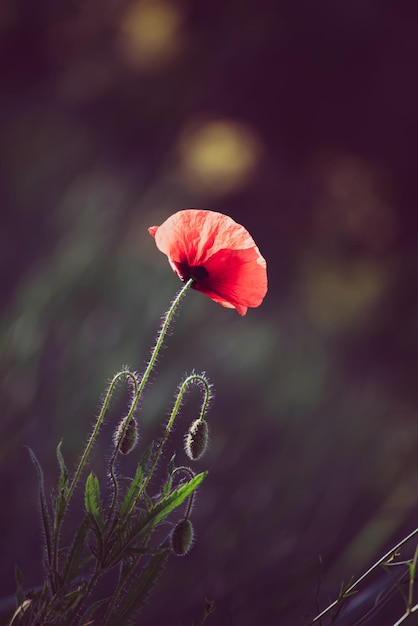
2;1;418;624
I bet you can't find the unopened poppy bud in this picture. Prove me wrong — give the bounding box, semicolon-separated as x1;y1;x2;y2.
114;417;138;455
171;518;194;556
184;419;208;460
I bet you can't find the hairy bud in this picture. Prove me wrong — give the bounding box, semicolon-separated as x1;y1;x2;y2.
171;518;194;556
184;419;209;460
114;417;138;455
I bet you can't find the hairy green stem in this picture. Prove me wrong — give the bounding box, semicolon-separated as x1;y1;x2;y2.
46;280;193;618
68;370;139;504
106;279;194;524
51;370;138;579
171;466;196;520
134;278;194;402
135;373;211;506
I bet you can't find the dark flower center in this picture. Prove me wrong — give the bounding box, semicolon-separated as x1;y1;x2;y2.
178;262;209;282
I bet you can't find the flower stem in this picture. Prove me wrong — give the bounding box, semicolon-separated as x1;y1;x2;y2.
54;280;193;583
135;373;211;507
106;280;194;521
71;280;192;511
136;278;194;401
52;370;138;580
171;466;196;520
49;280;193;604
67;370;138;504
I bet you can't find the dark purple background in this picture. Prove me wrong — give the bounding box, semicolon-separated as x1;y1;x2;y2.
2;1;418;624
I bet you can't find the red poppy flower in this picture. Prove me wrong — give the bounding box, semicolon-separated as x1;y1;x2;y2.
148;209;267;315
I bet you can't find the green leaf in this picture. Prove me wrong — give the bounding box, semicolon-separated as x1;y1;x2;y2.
119;464;144;519
162;473;173;497
78;597;110;626
106;548;170;626
84;473;104;562
27;447;53;568
106;472;207;568
167;453;176;475
139;441;154;474
129;472;207;542
57;580;89;617
119;442;154;519
62;516;90;586
56;440;69;493
52;440;70;527
84;472;102;522
145;471;207;529
162;455;176;497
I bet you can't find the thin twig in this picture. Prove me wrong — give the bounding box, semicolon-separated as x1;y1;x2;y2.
312;529;418;623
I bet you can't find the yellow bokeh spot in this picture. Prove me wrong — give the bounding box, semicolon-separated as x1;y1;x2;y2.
176;119;262;195
119;0;182;70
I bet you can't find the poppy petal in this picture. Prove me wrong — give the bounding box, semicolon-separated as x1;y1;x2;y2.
149;209;267;314
192;247;267;315
149;209;256;264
